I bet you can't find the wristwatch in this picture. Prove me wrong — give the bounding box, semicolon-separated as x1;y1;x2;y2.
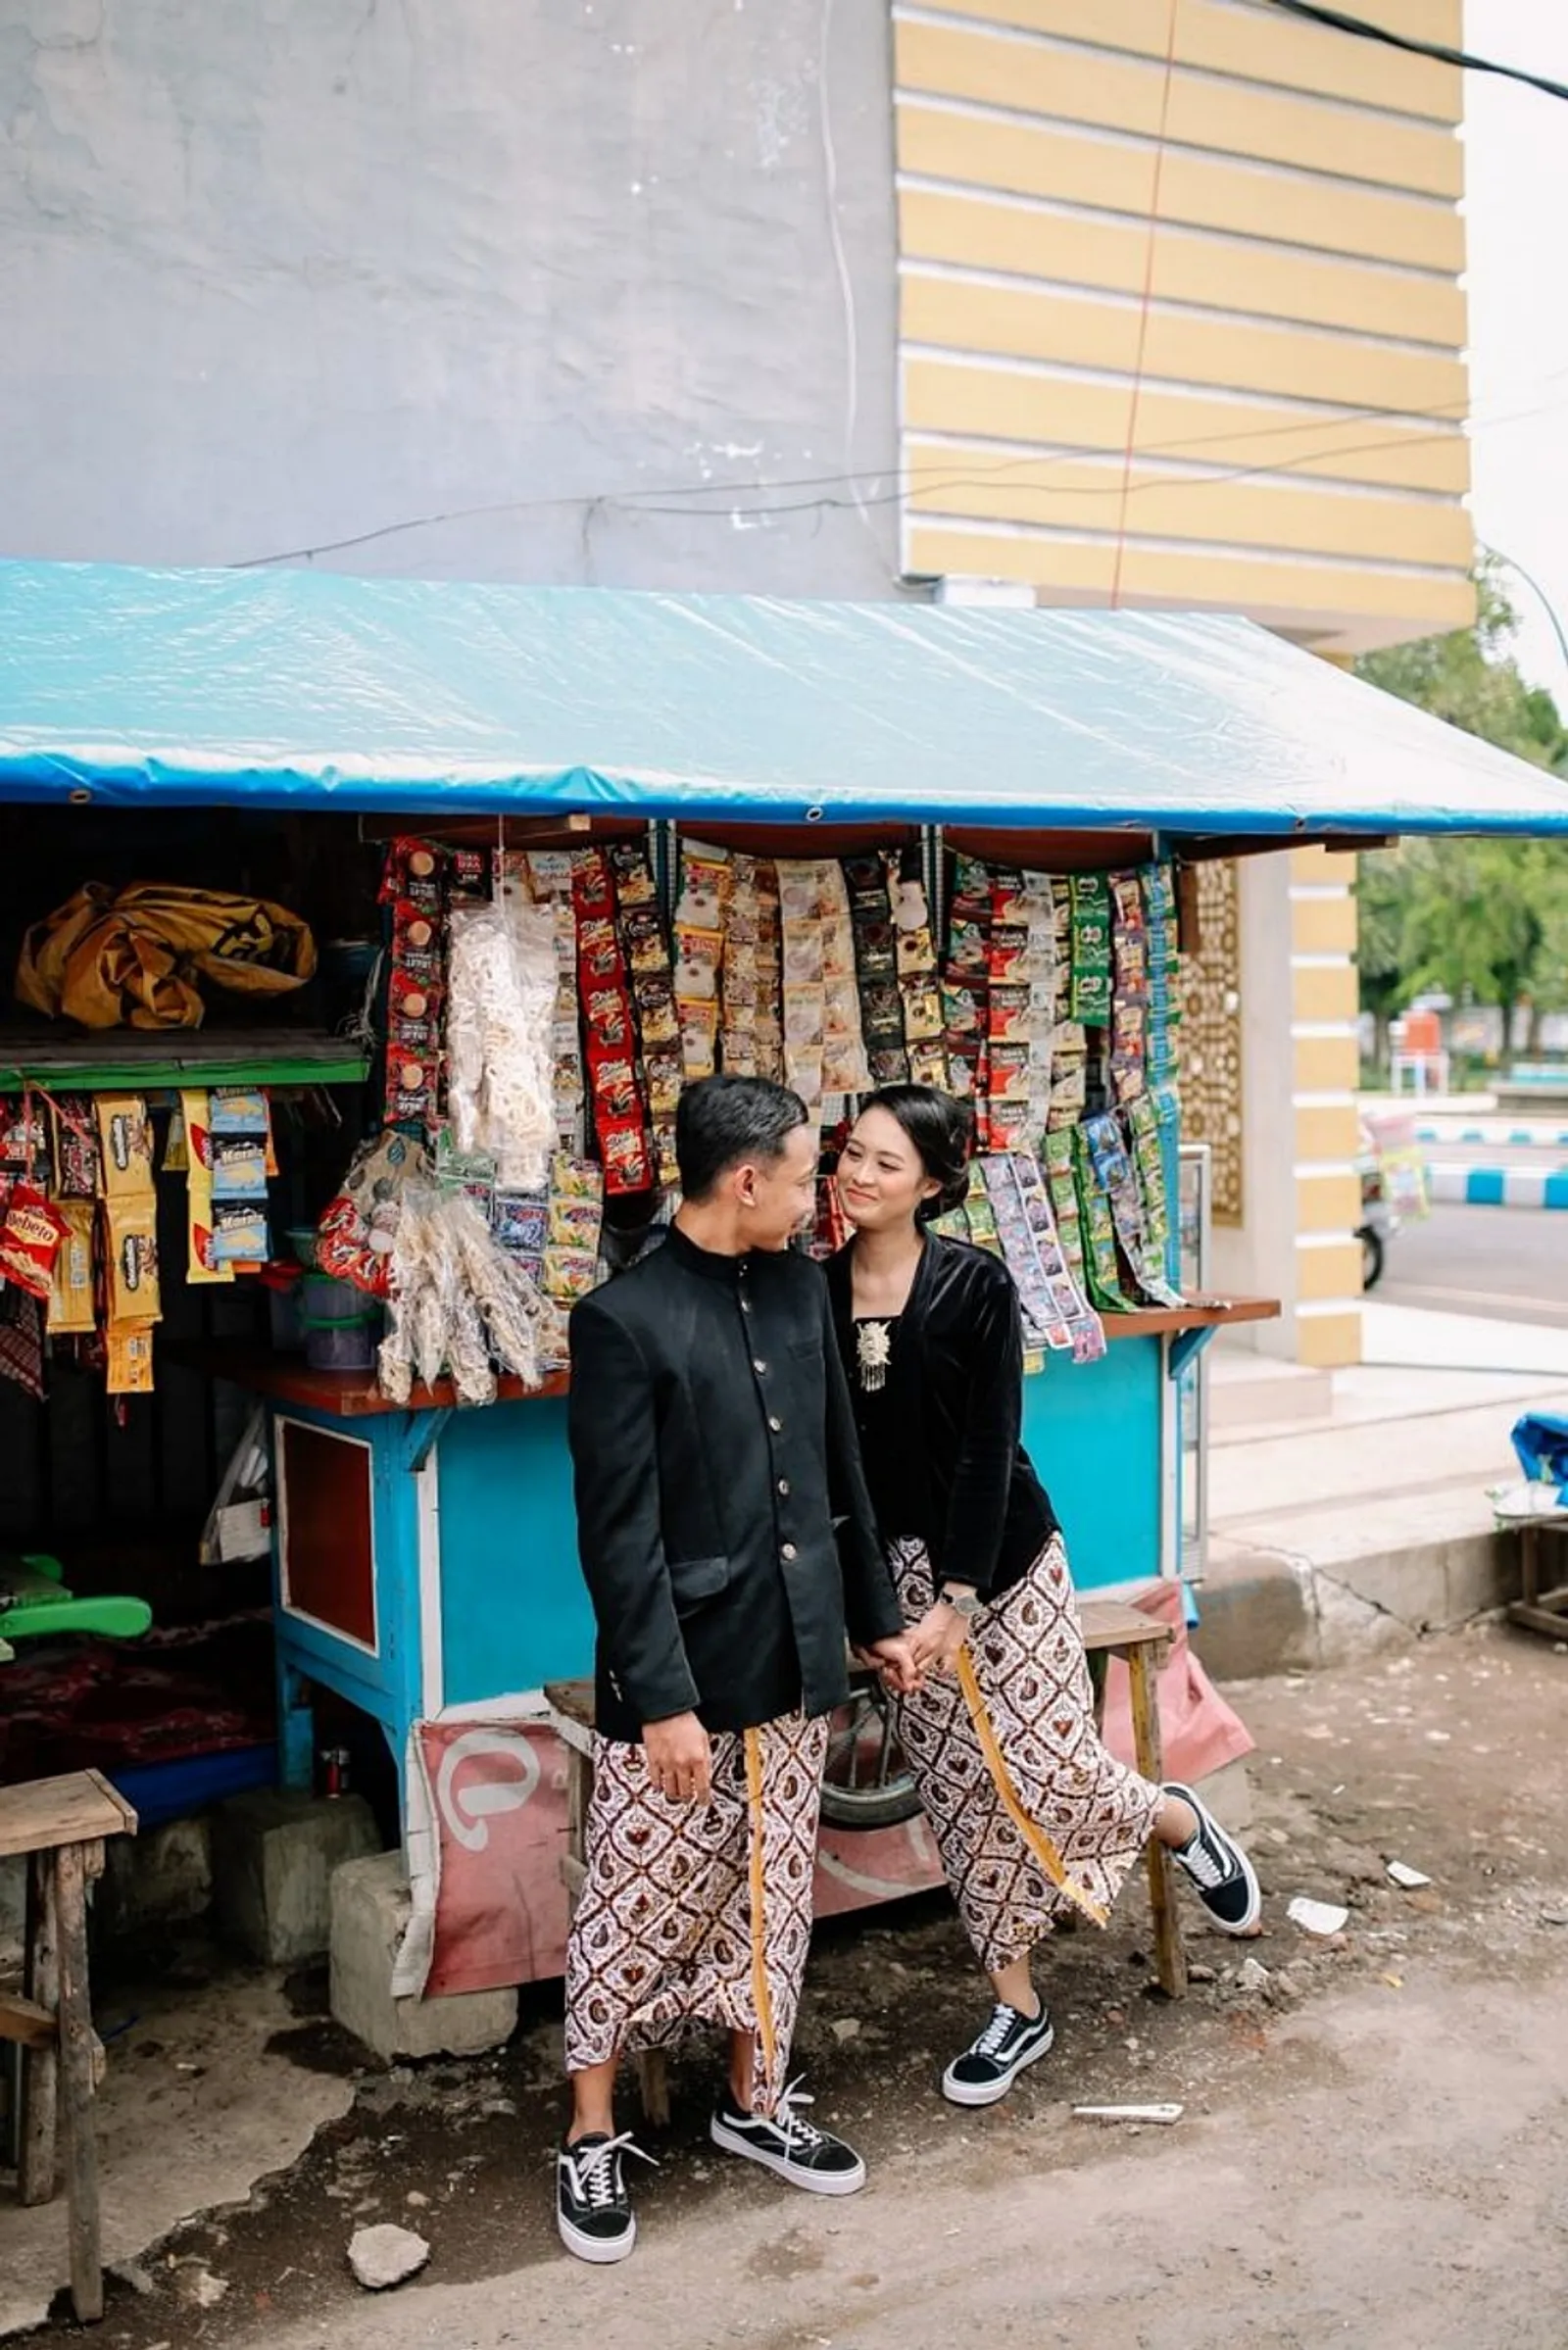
939;1586;982;1621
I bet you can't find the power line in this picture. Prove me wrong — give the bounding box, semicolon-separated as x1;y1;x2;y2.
1262;1;1568;105
230;377;1566;570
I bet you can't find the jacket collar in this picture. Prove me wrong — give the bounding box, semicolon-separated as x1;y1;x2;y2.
828;1228;944;1331
665;1222;805;1284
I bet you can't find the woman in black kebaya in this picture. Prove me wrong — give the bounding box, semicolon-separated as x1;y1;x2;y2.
828;1086;1260;2108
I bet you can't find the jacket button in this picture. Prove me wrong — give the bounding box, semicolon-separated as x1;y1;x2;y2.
781;1542;798;1561
768;1415;783;1433
739;1297;752;1314
753;1358;767;1375
777;1478;790;1496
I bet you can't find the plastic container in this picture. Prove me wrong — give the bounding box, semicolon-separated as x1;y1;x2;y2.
269;1271;305;1353
300;1273;382;1372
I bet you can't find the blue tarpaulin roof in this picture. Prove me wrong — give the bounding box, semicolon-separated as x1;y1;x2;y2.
2;559;1566;837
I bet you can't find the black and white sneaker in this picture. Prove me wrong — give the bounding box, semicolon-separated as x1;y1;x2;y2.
557;2130;653;2264
710;2079;866;2196
1164;1780;1262;1935
941;2000;1055;2107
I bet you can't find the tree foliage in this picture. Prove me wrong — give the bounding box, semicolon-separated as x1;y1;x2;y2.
1353;562;1568;1048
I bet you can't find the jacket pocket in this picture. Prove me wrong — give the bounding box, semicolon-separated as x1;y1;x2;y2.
668;1553;731;1611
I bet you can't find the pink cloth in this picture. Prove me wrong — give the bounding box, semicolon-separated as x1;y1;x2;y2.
1099;1579;1254;1785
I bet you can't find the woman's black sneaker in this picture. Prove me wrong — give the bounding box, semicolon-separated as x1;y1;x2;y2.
1164;1781;1263;1934
710;2081;867;2195
557;2130;651;2264
941;2000;1055;2107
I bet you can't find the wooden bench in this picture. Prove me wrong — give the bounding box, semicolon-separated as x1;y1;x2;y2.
545;1600;1185;2122
1510;1519;1568;1640
0;1769;137;2326
1078;1598;1187;2000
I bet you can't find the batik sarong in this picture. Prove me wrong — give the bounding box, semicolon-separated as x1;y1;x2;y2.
890;1535;1161;1973
564;1709;828;2114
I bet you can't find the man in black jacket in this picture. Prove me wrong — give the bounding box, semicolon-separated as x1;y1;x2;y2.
557;1076;915;2266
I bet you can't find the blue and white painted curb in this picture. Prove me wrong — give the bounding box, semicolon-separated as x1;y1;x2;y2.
1415;1122;1568;1149
1427;1162;1568;1209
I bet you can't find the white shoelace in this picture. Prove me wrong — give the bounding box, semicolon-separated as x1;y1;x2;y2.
974;2002;1028;2058
1178;1830;1228;1891
566;2130;656;2209
771;2078;828;2152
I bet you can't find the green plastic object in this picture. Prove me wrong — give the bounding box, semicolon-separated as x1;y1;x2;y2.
0;1556;153;1649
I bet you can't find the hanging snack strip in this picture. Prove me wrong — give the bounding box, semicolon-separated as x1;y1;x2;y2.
985;867;1053;1154
1072;1123;1136;1314
1109;872;1150;1108
891;852;948;1091
943;855;994;1120
843;855;906;1087
674;840;730;1101
779;854;828;1115
1043;1125;1090;1306
1081;1109;1183;1310
719;852;786;1087
517;850;587;1157
1126;1093;1177;1290
610;837;680;1191
94;1093;162;1394
379;838;449;1134
574;849;655;1197
980;1151;1103;1362
1048;880;1089;1139
1068;872;1113;1029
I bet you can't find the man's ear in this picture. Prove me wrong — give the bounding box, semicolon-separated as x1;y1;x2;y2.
732;1159;760;1208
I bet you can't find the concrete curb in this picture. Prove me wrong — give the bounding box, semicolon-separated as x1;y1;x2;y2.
1426;1162;1568;1209
1192;1523;1521;1682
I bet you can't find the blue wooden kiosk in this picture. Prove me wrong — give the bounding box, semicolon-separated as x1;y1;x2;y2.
5;561;1562;1849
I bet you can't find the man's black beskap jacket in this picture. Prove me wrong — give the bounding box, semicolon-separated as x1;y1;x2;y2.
566;1225;902;1743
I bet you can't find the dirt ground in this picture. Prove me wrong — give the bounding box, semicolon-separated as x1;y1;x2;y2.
18;1621;1568;2350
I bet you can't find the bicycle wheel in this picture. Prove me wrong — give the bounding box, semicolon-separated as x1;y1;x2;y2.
818;1671;921;1832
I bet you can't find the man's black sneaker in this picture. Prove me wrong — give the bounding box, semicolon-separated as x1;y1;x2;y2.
710;2081;867;2196
557;2130;651;2264
1164;1780;1262;1935
941;2000;1055;2107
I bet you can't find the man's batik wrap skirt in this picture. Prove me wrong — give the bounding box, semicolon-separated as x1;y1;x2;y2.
564;1709;828;2115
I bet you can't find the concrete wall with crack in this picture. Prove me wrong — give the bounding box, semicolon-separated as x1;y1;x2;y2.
0;0;900;595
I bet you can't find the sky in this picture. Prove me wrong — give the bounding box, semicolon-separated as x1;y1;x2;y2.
1462;0;1568;693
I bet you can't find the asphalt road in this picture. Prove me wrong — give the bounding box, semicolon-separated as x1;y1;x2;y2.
1379;1201;1568;1326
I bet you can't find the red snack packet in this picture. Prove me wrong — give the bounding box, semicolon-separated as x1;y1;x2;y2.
0;1182;70;1299
601;1117;654;1196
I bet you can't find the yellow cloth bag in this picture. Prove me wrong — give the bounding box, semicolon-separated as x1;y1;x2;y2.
16;881;317;1031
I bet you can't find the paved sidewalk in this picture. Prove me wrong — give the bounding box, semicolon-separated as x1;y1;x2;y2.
1197;1310;1565;1676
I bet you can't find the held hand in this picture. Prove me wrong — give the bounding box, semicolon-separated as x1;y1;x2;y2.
642;1710;712;1804
906;1600;969;1679
856;1633;924;1698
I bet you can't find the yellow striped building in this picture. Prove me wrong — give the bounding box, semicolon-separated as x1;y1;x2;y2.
892;0;1474;1364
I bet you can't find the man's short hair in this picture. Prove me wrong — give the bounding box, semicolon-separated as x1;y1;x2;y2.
675;1076;809;1201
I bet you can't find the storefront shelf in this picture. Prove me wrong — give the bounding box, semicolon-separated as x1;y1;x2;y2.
177;1296;1278;1418
0;1027;369;1093
169;1343;569;1416
1100;1297;1279;1340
